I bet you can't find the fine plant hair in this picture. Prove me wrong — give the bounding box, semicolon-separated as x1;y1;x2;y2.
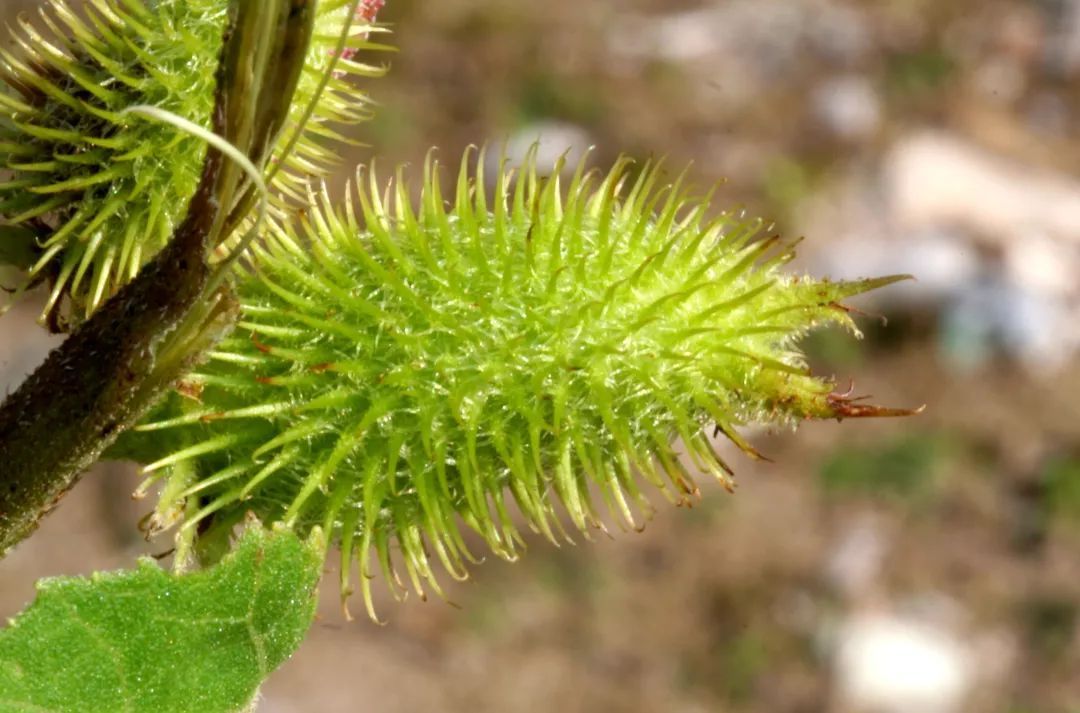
0;0;917;708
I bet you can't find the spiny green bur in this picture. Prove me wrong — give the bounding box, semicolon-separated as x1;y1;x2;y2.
0;525;323;713
133;151;912;620
0;0;386;324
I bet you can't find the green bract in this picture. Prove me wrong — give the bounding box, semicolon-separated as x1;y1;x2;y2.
0;0;386;325
133;151;911;619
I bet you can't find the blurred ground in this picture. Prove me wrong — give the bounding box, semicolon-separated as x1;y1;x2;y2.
2;0;1080;711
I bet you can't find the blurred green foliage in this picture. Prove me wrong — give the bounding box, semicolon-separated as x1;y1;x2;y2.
801;326;867;371
818;433;946;502
516;72;604;125
761;158;815;223
717;631;769;703
885;47;956;97
1042;457;1080;525
1021;596;1078;663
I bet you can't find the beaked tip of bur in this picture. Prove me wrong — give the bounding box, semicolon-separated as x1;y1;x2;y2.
825;391;925;420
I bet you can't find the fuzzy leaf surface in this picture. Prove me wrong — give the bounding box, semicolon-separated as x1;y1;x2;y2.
0;525;322;713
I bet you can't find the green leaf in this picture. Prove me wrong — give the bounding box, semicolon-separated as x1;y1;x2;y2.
0;524;323;713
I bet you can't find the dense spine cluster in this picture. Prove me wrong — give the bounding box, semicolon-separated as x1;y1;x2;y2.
0;0;386;324
271;0;389;200
133;151;908;618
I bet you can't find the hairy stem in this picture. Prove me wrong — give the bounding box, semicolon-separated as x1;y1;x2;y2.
0;0;315;555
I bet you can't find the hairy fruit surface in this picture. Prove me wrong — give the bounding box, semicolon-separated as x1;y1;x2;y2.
134;152;913;618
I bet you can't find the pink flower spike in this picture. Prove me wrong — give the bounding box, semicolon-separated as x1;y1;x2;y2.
358;0;385;23
331;0;385;70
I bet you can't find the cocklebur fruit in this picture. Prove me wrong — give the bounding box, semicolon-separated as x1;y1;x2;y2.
132;150;914;619
0;0;387;326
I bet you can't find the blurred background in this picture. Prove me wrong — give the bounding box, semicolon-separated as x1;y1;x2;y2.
2;0;1080;711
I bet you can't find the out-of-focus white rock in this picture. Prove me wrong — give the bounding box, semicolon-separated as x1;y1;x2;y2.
804;225;982;307
798;130;1080;372
1004;231;1078;296
941;274;1080;371
881;133;1080;366
487;121;592;180
606;0;872;69
886;132;1080;245
813;75;881;141
825;516;889;599
608;3;794;65
833;611;974;713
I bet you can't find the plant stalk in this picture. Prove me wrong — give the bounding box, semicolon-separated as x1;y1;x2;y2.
0;0;315;555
